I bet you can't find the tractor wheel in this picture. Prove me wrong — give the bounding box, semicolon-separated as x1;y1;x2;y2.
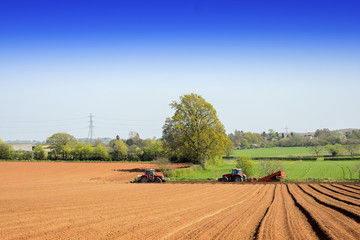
154;178;162;183
221;177;228;182
140;176;148;183
234;176;241;182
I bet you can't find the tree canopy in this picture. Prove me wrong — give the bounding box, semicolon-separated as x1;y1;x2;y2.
46;133;77;152
162;93;232;165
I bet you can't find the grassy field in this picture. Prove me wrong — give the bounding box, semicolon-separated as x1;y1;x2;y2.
171;160;360;182
230;147;316;157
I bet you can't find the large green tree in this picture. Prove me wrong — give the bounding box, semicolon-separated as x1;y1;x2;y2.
46;133;77;152
163;93;232;165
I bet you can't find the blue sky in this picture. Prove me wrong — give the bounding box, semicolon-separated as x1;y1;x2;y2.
1;0;359;141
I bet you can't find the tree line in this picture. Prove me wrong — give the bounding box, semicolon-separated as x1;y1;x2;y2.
0;94;231;167
0;135;165;161
2;93;359;165
228;128;360;156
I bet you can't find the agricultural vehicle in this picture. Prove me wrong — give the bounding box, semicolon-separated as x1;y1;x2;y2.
136;169;166;183
218;169;286;182
219;168;247;182
255;170;286;182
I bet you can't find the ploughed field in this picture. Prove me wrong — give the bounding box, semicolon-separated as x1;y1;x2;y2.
1;162;360;240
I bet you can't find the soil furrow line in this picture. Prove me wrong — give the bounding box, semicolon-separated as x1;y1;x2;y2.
256;184;318;240
163;185;271;240
211;185;273;240
299;185;360;223
162;200;247;239
308;184;360;207
253;185;277;240
343;184;360;191
320;184;360;200
286;185;330;240
331;184;360;195
279;184;317;240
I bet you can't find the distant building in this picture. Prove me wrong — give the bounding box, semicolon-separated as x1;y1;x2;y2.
9;143;35;152
303;135;313;140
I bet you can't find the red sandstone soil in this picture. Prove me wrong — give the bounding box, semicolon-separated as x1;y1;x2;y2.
256;184;317;240
288;184;360;240
330;184;360;197
1;162;360;240
342;184;360;192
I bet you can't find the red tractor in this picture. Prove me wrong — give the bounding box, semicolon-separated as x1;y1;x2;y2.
137;169;166;183
219;169;286;183
219;168;247;182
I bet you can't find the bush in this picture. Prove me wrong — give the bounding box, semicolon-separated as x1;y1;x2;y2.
168;164;203;179
326;144;343;157
15;149;24;160
154;157;172;176
235;155;255;177
34;145;46;160
23;151;32;160
92;144;110;161
0;142;14;159
258;160;284;176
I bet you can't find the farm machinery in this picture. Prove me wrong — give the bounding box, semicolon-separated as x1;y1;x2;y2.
218;168;286;182
219;168;247;182
135;169;166;183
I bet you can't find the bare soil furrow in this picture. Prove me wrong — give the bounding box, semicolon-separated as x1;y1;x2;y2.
300;185;360;222
164;185;275;240
320;184;360;200
344;184;360;191
289;184;360;239
286;185;330;240
331;184;360;195
110;185;264;240
308;184;360;207
253;185;277;239
256;184;317;240
2;162;360;240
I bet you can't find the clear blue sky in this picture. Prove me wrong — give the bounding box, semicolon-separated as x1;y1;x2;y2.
1;0;359;141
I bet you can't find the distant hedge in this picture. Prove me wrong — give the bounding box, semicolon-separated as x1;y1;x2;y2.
224;156;317;161
324;156;360;161
252;157;317;161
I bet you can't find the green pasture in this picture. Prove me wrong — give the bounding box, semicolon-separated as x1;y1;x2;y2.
170;160;360;182
230;147;314;157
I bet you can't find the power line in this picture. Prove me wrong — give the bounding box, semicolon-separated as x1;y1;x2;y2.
0;116;87;123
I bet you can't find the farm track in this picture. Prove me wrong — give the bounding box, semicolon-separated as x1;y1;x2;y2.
1;162;360;240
